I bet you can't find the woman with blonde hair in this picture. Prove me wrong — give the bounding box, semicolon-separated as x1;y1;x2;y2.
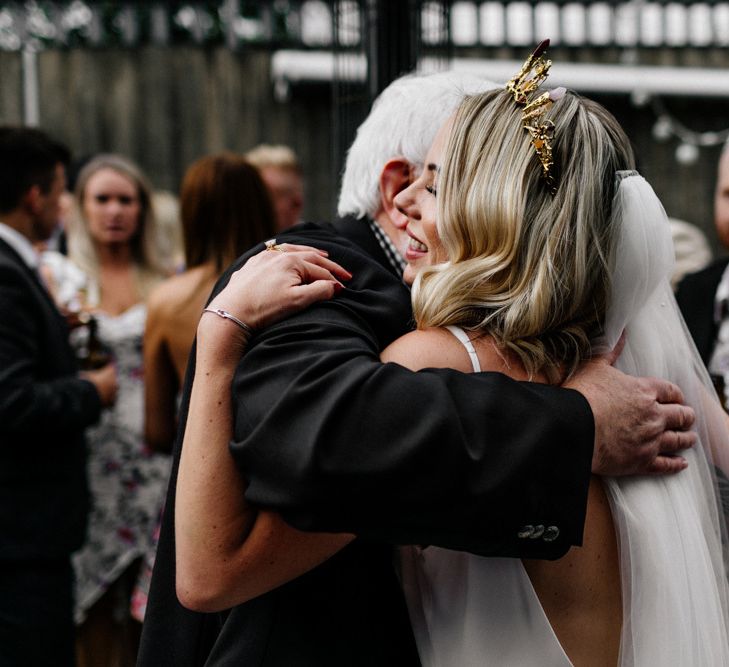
67;154;169;309
169;43;729;665
388;79;729;665
63;154;171;666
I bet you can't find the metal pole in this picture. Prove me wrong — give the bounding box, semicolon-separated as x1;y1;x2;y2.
331;0;420;218
22;45;40;127
365;0;418;102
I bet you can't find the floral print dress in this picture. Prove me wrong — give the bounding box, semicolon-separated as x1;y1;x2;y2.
72;302;170;623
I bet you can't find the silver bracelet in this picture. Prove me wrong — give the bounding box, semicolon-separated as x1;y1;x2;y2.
202;308;254;337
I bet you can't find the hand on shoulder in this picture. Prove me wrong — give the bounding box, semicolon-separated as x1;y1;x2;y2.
199;244;351;355
566;342;696;476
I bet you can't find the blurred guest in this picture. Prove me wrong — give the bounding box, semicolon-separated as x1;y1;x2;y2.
669;217;712;290
39;189;73;254
0;127;116;667
152;190;183;272
130;153;275;623
677;142;729;401
245;143;303;230
144;152;275;454
63;154;171;667
39;155;94;257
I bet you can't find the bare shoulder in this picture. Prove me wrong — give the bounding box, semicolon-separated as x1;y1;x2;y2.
382;327;531;379
148;274;183;313
148;269;212;314
381;327;474;372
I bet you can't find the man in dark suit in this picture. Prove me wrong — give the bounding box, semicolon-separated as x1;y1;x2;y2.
0;127;117;667
676;258;728;366
677;143;729;368
139;73;694;666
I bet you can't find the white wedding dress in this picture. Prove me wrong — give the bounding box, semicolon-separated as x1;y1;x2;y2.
400;173;729;666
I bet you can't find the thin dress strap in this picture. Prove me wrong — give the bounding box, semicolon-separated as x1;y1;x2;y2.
445;325;481;372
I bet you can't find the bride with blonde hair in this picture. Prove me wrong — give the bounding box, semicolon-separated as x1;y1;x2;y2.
173;42;729;665
388;45;729;664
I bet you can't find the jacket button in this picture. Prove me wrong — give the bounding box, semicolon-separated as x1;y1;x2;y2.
530;524;545;539
517;525;534;539
543;525;560;542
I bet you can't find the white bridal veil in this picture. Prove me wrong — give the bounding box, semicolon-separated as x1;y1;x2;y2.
599;172;729;665
401;172;729;666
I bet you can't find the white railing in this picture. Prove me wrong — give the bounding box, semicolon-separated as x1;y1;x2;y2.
1;1;728;51
439;1;729;48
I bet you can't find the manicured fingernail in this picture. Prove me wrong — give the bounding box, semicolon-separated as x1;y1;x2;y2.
333;282;344;293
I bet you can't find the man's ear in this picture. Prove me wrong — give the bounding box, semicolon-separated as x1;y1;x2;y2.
379;157;412;228
22;185;43;216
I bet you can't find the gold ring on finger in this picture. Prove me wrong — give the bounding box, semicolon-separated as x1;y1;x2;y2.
265;238;285;253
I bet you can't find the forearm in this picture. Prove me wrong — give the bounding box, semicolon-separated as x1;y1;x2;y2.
175;321;254;609
176;317;352;612
191;510;353;611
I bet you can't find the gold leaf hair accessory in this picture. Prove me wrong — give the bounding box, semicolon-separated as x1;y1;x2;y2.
524;87;565;195
505;39;551;104
505;39;565;195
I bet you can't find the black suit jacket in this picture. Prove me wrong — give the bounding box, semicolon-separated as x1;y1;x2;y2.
138;218;594;666
0;238;100;560
675;257;729;365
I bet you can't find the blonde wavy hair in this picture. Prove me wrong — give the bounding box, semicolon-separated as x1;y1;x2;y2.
412;89;635;383
68;154;169;301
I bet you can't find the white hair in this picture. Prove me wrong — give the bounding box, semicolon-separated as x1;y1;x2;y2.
337;71;499;219
245;144;301;172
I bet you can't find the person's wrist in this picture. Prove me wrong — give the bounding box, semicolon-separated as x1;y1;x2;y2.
197;314;250;366
202;306;254;337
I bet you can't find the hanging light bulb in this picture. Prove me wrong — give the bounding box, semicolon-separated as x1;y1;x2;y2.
630;90;650;108
700;132;720;147
652;116;673;141
675;142;699;165
274;77;290;103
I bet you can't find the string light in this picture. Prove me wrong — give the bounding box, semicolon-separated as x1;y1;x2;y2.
652;115;673;141
643;95;729;165
675;143;700;165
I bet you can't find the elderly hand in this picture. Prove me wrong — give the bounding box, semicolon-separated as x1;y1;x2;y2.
199;243;351;355
565;338;696;476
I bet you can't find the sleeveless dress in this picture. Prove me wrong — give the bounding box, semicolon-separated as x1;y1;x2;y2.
71;303;171;622
37;252;172;622
399;324;729;666
399;325;572;666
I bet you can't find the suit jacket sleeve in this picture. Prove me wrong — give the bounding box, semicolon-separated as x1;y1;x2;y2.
219;229;594;560
0;263;101;438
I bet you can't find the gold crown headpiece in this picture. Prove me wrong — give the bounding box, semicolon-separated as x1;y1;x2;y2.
505;39;565;195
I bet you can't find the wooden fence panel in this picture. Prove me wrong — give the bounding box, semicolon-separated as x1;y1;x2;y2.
0;53;23;124
0;46;727;254
7;47;335;221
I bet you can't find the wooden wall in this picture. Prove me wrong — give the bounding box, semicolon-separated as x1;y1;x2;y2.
0;47;338;221
0;46;728;255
